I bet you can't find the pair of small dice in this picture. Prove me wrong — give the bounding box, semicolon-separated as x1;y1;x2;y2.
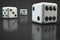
2;7;18;18
32;2;58;24
2;7;28;18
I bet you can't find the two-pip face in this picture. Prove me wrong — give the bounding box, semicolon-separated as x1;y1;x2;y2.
32;2;58;24
2;7;17;18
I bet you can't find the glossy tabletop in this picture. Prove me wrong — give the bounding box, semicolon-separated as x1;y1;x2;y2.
0;16;59;40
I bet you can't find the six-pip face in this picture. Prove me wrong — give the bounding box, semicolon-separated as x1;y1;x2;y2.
43;3;58;23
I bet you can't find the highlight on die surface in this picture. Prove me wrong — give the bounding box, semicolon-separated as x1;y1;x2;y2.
2;7;18;18
32;2;58;24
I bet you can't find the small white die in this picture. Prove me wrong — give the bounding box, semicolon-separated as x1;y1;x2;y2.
2;7;18;18
20;9;28;15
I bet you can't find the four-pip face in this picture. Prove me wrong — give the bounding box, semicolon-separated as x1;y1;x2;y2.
2;8;9;18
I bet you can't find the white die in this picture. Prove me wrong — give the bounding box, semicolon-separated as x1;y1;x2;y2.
32;23;56;40
32;2;58;24
3;19;18;31
2;7;18;18
20;9;28;15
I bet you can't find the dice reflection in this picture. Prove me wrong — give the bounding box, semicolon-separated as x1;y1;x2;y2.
32;23;56;40
3;19;18;32
20;16;28;23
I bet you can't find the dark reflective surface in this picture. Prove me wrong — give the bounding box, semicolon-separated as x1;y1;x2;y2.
3;19;18;32
19;16;28;23
0;16;60;40
1;0;60;40
32;23;56;40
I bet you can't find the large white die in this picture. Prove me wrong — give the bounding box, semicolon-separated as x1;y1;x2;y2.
32;2;58;24
2;7;18;18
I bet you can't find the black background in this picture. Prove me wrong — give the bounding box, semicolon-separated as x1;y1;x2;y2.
0;0;60;40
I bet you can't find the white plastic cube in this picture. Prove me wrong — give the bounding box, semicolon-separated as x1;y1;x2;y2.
20;9;28;15
32;2;58;24
2;7;18;18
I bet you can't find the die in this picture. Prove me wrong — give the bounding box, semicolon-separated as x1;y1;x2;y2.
3;19;18;31
32;23;56;40
20;9;28;15
2;7;18;18
32;2;58;24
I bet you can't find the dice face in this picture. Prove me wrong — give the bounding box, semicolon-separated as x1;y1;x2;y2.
9;7;17;18
2;7;17;18
2;8;9;18
20;9;28;15
43;3;57;23
32;2;58;23
32;23;56;40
